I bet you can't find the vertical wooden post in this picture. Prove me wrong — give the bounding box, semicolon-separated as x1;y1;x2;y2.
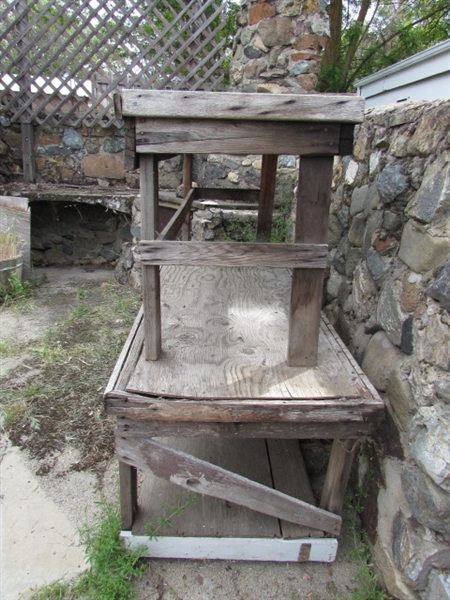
16;0;35;183
182;154;193;241
287;156;334;367
140;154;161;360
119;461;137;530
320;439;358;516
21;123;35;183
256;155;278;242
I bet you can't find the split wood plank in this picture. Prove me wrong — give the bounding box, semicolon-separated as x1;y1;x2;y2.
134;119;341;155
122;532;338;563
123;90;365;124
132;438;281;538
104;306;143;395
257;155;278;242
117;437;342;535
140;241;327;268
288;156;334;367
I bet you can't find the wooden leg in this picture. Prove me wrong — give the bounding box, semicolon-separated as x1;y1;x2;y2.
142;265;161;361
182;154;193;241
256;154;278;242
288;268;324;367
287;156;334;367
119;461;138;530
140;155;161;360
320;439;358;516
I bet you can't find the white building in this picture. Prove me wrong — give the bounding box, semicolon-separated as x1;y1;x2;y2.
355;39;450;107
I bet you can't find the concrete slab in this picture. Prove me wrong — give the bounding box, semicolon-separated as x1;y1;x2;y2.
0;445;86;600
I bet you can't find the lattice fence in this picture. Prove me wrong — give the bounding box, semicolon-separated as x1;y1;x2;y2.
0;0;232;128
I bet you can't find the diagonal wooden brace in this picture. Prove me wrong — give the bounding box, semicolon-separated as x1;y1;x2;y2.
117;437;342;536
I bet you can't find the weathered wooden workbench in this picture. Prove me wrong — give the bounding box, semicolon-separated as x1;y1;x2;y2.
104;90;384;562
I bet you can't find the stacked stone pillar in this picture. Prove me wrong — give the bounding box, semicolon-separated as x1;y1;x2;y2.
230;0;329;93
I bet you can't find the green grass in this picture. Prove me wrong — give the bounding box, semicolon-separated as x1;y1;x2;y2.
0;271;36;307
26;501;145;600
75;501;145;600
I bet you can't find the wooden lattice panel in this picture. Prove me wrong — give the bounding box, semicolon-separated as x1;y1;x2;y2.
0;0;229;128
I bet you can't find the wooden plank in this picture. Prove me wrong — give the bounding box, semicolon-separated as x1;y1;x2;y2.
288;156;334;367
123;89;365;123
140;241;327;268
119;461;137;530
132;438;281;538
104;307;143;395
257;155;278;242
266;440;323;539
122;532;337;562
158;188;196;241
124;266;379;401
135;119;342;155
116;437;342;535
320;439;358;516
114;418;379;439
195;187;260;203
111;397;382;423
122;533;338;562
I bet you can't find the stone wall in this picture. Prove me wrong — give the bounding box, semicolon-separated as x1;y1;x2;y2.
0;110;132;187
230;0;328;93
325;98;450;600
31;201;132;268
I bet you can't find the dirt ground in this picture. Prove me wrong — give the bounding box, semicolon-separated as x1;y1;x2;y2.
0;266;372;600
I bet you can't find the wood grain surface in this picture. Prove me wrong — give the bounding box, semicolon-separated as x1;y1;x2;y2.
125;266;373;400
134;119;341;155
140;241;327;268
123;90;365;123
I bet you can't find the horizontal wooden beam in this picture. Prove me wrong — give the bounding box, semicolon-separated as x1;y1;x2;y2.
195;187;260;203
107;395;384;424
139;241;327;268
114;418;378;440
123;89;365;123
135;119;341;155
116;437;342;535
121;532;338;562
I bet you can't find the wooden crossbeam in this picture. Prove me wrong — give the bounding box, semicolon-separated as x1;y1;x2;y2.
140;241;327;268
124;90;365;123
116;437;342;536
107;396;384;425
195;187;260;203
135;119;341;155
